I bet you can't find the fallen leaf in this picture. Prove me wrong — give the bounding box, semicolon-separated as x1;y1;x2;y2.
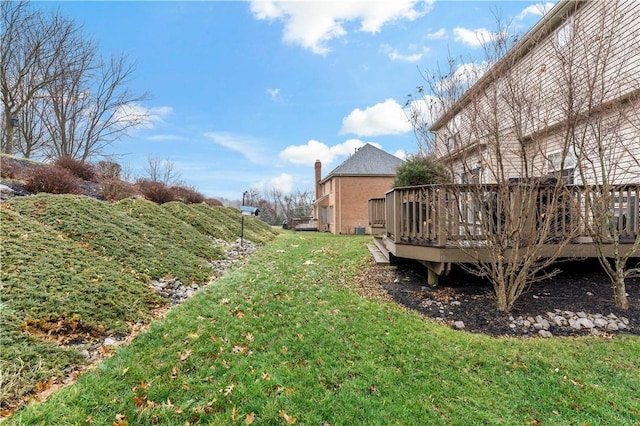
245;412;256;424
133;395;147;407
223;384;234;396
179;349;193;362
113;413;128;426
232;345;249;355
279;410;297;424
121;367;130;376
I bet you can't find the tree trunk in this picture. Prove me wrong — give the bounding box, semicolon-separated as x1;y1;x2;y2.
3;109;14;154
613;274;629;310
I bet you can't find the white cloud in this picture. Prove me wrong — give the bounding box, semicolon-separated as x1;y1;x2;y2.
379;44;427;63
253;172;295;193
279;138;380;166
250;0;434;55
394;149;409;160
426;28;446;40
204;131;271;164
113;104;172;129
146;134;186;142
433;61;490;94
269;173;294;193
267;88;281;102
453;27;506;48
518;2;555;20
340;98;411;137
406;95;443;128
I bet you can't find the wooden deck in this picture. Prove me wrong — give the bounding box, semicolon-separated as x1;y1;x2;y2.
369;183;640;283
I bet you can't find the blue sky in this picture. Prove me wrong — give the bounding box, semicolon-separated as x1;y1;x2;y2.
38;0;554;201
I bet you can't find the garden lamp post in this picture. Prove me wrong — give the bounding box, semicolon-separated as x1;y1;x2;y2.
241;191;248;246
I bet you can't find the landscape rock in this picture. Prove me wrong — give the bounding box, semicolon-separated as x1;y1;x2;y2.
150;237;258;305
103;337;117;346
0;183;15;200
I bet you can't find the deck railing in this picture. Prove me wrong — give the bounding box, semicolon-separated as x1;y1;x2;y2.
373;184;640;246
368;198;386;229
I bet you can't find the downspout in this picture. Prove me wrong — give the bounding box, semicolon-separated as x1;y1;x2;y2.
339;177;342;234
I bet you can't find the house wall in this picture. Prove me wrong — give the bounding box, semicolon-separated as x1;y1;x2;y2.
433;0;640;185
320;175;395;234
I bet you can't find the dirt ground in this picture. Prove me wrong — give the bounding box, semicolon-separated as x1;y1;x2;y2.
362;258;640;338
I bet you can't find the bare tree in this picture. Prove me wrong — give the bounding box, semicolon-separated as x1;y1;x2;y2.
558;0;640;309
414;13;580;312
45;53;149;160
143;155;181;186
283;189;314;222
1;1;149;160
1;1;76;154
410;2;640;311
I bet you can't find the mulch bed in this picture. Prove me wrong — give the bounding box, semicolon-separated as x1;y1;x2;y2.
369;258;640;337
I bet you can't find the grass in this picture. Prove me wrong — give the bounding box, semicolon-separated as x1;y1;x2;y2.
5;231;639;425
1;195;278;410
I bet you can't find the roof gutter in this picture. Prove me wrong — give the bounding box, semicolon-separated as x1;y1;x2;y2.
430;0;585;132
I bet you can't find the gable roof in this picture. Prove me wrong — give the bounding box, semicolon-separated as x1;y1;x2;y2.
320;144;404;183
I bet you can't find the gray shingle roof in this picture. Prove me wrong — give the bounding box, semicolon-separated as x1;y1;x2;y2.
321;144;405;182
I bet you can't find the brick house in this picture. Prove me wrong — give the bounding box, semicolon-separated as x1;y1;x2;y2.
313;144;404;235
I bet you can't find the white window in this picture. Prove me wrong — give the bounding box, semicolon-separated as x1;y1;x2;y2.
554;16;574;48
446;133;460;151
547;149;576;183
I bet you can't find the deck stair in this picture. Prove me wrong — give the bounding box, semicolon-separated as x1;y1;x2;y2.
367;236;390;265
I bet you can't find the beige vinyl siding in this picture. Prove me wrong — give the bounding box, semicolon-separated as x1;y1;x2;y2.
434;0;639;184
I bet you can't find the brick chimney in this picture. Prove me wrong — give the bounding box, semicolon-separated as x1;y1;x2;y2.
314;160;321;200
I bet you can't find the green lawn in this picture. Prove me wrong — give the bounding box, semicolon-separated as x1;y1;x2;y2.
5;231;639;425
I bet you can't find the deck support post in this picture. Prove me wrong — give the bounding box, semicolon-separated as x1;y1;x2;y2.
420;261;451;287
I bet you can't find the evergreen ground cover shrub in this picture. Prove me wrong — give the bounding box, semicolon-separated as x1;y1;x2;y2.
114;198;224;261
6;194;215;284
0;208;161;409
0;194;275;413
192;204;279;244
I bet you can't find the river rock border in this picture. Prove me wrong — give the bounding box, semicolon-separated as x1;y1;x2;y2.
421;298;632;337
508;310;630;337
150;237;258;305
